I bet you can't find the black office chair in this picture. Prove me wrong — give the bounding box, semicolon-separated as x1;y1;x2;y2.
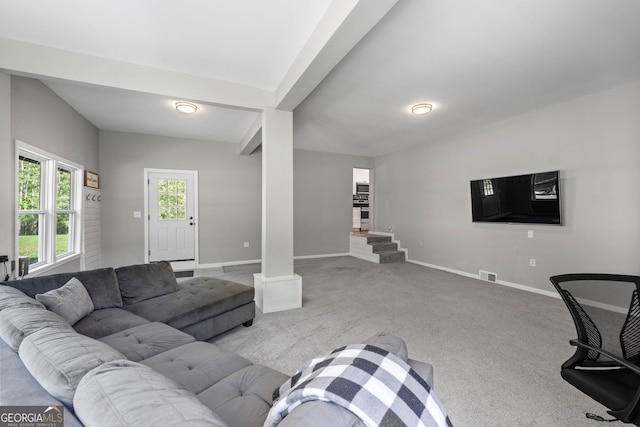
551;274;640;424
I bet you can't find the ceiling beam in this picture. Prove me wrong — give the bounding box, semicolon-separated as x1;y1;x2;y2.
0;38;273;111
0;0;398;155
275;0;399;111
239;115;263;155
237;0;399;154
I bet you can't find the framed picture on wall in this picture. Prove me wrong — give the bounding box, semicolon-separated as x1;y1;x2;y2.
85;170;100;189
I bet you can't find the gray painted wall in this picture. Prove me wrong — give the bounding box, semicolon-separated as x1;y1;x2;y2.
99;131;263;268
374;80;640;300
293;150;373;256
1;77;375;272
0;74;11;263
2;76;99;276
11;77;99;172
100;131;374;267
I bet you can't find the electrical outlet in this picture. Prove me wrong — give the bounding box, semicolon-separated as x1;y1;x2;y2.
529;258;536;267
243;242;250;248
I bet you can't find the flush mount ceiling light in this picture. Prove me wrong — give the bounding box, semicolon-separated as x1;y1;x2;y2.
411;103;433;115
175;102;198;114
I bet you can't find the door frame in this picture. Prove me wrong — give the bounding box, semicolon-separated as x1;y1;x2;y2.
352;167;374;232
144;168;199;270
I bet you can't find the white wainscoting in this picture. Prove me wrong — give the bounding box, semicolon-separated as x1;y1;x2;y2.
82;188;102;270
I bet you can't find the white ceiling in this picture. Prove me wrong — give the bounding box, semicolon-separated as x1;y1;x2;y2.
1;0;639;156
295;0;640;156
0;0;332;90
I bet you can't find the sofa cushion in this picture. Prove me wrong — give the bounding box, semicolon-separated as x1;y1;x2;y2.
36;277;94;325
0;306;71;351
99;322;195;362
74;360;229;427
116;261;179;305
5;268;123;309
0;285;45;311
124;277;254;330
141;341;253;395
197;365;289;427
19;327;125;406
0;340;84;427
73;308;150;339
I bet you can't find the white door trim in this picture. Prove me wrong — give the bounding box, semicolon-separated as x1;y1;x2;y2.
144;168;199;269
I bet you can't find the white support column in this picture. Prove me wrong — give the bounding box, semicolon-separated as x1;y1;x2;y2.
254;108;302;313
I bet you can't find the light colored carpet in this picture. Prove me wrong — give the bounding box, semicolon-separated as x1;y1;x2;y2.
194;266;225;277
209;256;606;426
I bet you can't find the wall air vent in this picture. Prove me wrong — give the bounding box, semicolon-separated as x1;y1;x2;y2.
479;270;497;283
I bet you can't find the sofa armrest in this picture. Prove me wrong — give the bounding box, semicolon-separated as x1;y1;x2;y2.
408;358;434;389
276;400;366;427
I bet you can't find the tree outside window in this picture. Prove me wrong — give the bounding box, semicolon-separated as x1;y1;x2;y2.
18;156;43;264
17;142;81;271
57;167;73;256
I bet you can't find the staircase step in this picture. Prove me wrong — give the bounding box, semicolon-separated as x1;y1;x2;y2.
350;233;405;264
365;234;392;244
371;242;398;253
378;250;406;263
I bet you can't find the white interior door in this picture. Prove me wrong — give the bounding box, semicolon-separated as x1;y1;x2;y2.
147;170;196;262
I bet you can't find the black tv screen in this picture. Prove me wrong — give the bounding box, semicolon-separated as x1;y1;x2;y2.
470;171;561;225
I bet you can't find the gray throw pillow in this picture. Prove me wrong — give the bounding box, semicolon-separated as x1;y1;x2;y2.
35;277;94;325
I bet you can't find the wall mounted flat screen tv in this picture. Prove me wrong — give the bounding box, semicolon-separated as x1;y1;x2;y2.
470;171;561;225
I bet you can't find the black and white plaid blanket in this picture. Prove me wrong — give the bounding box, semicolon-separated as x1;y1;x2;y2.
264;344;452;427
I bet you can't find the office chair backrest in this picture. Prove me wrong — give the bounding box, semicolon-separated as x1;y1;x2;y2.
550;274;640;424
621;289;640;361
557;286;602;361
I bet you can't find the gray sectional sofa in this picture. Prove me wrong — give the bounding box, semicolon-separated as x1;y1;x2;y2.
7;261;255;341
0;262;437;426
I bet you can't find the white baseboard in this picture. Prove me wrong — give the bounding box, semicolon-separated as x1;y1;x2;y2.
406;258;561;300
295;252;350;260
197;259;261;269
196;253;350;270
575;297;627;314
406;259;626;312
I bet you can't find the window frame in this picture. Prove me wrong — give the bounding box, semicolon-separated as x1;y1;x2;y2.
16;141;83;275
